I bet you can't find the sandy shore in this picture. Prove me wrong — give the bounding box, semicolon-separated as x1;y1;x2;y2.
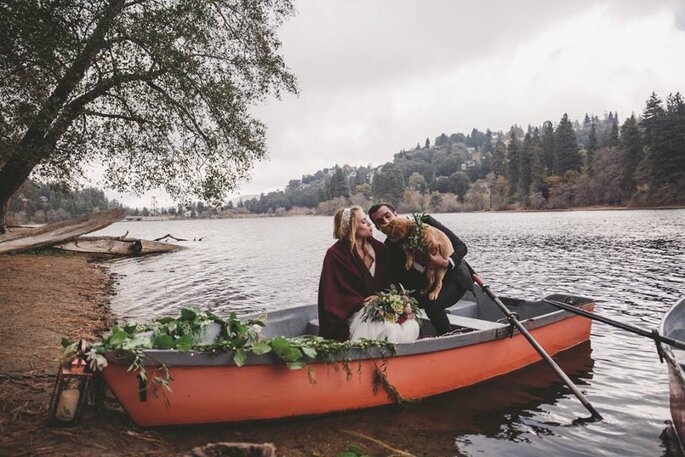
0;251;426;457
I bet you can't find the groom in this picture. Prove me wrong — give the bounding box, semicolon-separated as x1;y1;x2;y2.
369;203;474;336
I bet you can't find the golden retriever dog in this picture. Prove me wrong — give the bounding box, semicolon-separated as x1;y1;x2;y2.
383;218;454;300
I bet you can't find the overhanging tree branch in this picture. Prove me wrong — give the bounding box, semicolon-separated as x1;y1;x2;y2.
45;69;166;148
144;80;212;146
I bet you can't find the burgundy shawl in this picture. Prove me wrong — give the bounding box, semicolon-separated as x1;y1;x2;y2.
317;237;391;341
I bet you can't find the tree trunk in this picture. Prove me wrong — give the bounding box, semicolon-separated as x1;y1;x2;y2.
0;147;41;233
0;197;9;234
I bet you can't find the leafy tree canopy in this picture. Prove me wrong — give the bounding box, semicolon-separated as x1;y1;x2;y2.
0;0;298;228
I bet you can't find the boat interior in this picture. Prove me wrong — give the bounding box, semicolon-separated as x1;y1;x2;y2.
257;286;594;342
136;288;595;366
660;297;685;367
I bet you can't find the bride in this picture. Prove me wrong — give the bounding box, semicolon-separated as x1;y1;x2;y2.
317;206;419;343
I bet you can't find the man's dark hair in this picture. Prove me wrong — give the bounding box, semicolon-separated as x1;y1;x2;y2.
368;203;396;223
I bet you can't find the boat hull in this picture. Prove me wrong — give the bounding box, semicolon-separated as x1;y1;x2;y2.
666;359;685;450
660;297;685;453
102;310;592;426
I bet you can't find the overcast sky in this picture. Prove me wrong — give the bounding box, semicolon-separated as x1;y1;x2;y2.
111;0;685;208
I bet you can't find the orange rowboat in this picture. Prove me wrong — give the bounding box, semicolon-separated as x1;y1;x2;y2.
102;290;595;427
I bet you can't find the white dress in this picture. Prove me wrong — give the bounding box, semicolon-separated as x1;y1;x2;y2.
348;249;420;344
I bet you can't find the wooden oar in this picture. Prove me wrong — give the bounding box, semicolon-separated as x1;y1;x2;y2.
543;298;685;351
472;273;603;420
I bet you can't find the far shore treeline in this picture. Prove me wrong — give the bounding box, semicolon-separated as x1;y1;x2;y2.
8;91;685;224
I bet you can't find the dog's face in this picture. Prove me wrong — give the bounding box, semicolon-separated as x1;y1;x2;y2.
385;218;412;241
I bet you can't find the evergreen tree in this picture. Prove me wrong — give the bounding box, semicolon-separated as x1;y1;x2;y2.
435;133;449;147
541;121;555;175
329;166;350;198
619;114;643;200
518;131;533;202
666;92;685;183
492;140;507;177
507;128;521;195
608;120;619;147
372;165;405;205
554;113;582;173
425;138;431;149
529;128;546;197
641;92;669;188
484;129;494;153
448;172;470;201
587;123;598;174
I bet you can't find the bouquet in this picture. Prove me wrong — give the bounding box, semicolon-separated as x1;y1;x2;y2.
362;286;421;324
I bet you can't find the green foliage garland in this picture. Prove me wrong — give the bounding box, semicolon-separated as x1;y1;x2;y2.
401;213;430;254
62;307;402;402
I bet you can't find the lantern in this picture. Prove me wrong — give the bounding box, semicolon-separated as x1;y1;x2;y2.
48;339;93;426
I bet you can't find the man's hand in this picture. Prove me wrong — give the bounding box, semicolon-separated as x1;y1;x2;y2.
427;252;450;269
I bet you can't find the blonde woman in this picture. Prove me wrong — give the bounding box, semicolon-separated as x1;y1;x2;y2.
317;206;419;343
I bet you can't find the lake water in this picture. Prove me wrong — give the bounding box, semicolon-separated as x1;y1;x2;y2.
94;209;685;456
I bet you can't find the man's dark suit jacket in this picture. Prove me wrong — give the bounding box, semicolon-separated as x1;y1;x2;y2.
385;215;473;295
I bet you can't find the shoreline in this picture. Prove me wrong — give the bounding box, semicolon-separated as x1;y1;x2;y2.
0;251;431;456
120;204;685;222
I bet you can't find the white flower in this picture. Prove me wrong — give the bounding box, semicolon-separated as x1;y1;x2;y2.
86;349;108;371
250;324;263;335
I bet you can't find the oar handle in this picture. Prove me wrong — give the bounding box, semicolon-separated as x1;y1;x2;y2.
472;273;485;287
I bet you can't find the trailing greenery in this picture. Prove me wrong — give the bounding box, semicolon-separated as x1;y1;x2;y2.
61;307;402;400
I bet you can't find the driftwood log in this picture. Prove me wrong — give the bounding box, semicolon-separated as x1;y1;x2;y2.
53;236;182;256
0;209;125;254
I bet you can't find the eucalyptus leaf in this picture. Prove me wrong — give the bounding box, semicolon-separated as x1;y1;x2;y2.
301;346;317;359
180;308;198;321
175;333;195;351
153;334;175;349
123;323;137;335
250;341;272;355
270;337;303;363
234;349;247;367
108;330;129;347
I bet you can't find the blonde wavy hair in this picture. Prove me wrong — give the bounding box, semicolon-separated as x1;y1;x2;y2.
333;206;373;258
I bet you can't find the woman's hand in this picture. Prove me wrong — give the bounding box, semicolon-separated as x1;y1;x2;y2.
363;295;376;305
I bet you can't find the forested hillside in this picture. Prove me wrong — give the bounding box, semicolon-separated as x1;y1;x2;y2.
244;91;685;215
